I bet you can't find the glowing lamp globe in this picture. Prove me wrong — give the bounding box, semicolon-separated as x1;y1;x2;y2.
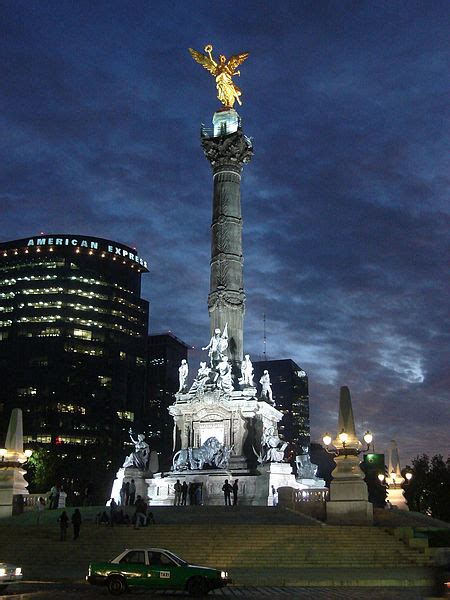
405;472;413;481
24;449;33;458
377;473;385;482
338;430;348;444
363;431;373;445
323;433;332;447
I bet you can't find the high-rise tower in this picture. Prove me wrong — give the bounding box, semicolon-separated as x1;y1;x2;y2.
201;110;253;365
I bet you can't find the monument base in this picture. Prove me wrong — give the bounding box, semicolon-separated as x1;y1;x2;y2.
147;462;309;507
296;476;327;489
0;466;29;519
110;467;150;506
387;486;409;510
326;499;373;525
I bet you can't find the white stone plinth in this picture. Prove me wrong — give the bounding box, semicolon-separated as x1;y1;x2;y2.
213;109;239;137
387;486;409;510
0;467;29;519
110;467;149;505
326;454;373;524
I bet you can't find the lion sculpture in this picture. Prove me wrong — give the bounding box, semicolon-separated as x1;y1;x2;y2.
172;437;232;471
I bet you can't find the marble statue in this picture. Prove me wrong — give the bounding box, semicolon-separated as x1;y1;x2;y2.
295;446;318;479
240;354;254;387
259;370;274;404
172;437;232;471
189;361;211;393
178;359;189;392
217;356;234;394
202;324;228;367
189;45;249;109
123;429;150;470
261;426;287;463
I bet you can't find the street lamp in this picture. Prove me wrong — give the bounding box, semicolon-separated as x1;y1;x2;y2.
378;473;385;483
322;428;373;457
405;471;412;482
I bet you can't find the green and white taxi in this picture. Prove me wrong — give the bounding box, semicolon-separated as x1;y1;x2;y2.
87;547;231;596
0;561;23;592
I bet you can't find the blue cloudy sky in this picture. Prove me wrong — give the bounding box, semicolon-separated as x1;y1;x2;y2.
1;1;449;462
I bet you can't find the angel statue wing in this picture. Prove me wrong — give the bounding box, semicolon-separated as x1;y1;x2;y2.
188;48;217;75
227;52;249;73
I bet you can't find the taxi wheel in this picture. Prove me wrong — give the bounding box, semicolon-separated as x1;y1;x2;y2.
107;575;127;596
187;576;209;597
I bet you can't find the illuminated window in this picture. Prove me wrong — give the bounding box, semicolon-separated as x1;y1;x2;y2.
73;329;92;340
23;435;51;444
117;411;134;421
0;331;9;340
98;375;112;387
64;343;103;356
56;403;86;415
120;351;126;360
29;356;48;367
136;356;146;366
17;387;37;397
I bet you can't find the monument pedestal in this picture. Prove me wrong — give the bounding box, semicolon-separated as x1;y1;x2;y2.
326;455;373;525
387;485;408;510
0;467;29;518
110;467;150;506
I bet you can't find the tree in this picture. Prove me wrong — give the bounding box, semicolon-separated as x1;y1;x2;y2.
403;454;450;522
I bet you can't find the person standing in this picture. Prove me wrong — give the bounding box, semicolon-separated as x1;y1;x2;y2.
58;511;69;541
120;481;127;506
181;481;188;506
109;498;118;526
124;481;130;505
71;509;82;540
134;495;147;529
129;479;136;505
222;479;232;506
174;480;182;506
232;480;239;505
271;485;278;506
36;497;46;524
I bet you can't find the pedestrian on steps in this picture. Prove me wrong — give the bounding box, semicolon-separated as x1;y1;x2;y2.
58;511;69;541
71;508;82;540
222;479;232;506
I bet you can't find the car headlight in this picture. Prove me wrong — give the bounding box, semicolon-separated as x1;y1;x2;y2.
0;568;6;577
15;567;22;576
221;571;228;579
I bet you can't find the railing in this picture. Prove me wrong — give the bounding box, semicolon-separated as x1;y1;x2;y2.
294;488;329;503
23;493;50;511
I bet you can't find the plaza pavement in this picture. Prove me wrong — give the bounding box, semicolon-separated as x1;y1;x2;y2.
0;582;446;599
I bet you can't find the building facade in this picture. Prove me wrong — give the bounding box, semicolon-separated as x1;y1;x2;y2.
147;333;189;469
0;235;149;496
253;359;310;451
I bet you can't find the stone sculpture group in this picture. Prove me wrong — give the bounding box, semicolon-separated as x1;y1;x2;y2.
177;325;275;403
172;436;233;471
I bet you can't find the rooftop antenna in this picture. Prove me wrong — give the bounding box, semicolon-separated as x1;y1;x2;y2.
263;313;267;360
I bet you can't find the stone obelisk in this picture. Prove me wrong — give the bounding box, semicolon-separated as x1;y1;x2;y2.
201;109;253;365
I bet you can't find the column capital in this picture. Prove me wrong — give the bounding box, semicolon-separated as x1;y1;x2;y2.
201;130;253;173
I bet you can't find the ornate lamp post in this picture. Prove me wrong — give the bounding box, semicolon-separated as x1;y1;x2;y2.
323;386;374;525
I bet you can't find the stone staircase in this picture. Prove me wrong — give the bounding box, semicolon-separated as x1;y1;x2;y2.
0;506;434;587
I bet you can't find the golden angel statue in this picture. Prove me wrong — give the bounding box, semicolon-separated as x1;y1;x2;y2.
189;44;249;109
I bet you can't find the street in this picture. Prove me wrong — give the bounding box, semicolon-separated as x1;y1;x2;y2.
0;582;445;599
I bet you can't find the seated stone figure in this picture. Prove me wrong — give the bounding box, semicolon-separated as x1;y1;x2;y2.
295;446;318;479
261;426;287;463
123;429;150;470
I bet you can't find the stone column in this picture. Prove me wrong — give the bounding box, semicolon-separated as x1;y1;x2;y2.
201;109;253;366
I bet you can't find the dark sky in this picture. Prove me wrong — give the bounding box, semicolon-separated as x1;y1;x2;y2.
1;1;449;463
